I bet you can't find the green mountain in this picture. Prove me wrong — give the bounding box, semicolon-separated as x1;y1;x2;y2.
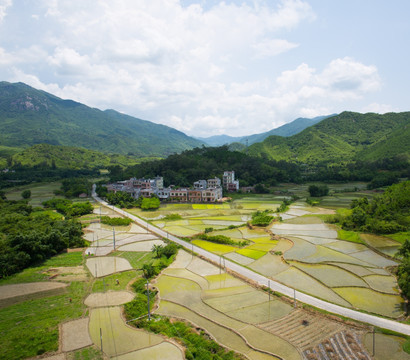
248;112;410;164
0;81;204;157
197;115;333;146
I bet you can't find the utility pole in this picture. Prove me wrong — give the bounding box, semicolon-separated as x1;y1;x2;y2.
113;227;116;250
294;289;296;308
146;278;151;321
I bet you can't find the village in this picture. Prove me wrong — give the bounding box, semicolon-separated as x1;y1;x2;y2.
106;170;240;203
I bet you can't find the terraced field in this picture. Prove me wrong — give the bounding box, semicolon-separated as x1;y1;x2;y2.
127;195;404;319
155;250;374;360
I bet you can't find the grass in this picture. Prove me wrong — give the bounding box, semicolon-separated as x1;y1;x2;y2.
337;228;364;244
92;270;137;292
388;231;410;244
0;281;88;360
113;251;155;269
67;346;104;360
0;252;84;285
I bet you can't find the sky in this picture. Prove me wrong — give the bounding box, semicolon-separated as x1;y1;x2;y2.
1;0;409;138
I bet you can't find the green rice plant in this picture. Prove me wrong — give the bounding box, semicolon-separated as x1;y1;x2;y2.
235;248;266;260
191;240;236;255
163;213;183;221
337;228;364;244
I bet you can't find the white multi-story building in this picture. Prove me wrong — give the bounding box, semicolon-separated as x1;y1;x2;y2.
223;171;239;191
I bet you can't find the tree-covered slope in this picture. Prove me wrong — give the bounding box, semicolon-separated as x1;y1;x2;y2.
248;112;410;164
11;144;153;169
0;82;204;157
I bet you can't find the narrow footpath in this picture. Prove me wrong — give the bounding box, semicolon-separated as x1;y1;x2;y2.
92;192;410;336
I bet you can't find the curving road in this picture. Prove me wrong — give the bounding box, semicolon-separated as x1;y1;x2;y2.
92;192;410;336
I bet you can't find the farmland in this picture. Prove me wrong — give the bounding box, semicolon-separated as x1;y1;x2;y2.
130;186;405;319
0;183;409;360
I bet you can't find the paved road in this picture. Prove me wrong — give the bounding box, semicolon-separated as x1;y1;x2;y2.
93;193;410;336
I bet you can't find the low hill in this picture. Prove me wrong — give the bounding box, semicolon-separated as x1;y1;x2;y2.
248;112;410;164
197;115;332;146
0;82;204;157
11;144;154;169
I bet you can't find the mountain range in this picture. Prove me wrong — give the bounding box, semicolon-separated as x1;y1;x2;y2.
0;81;204;158
248;111;410;164
197;115;334;146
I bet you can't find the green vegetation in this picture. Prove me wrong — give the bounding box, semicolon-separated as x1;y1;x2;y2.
141;197;160;210
0;199;86;278
337;181;409;234
251;210;274;226
0;252;83;285
42;198;93;218
67;347;103;360
163;213;182;221
0;81;203;158
337;229;364;244
308;184;329;197
396;239;410;301
197;234;248;247
110;146;301;186
105;191;140;208
12;144;143;170
248;111;410;165
0;281;88;360
100;216;132;226
21;189;31;199
56;178;92;198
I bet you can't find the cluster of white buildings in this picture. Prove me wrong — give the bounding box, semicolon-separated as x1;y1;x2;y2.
107;171;239;203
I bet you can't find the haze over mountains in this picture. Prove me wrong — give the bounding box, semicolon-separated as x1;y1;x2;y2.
197;115;334;146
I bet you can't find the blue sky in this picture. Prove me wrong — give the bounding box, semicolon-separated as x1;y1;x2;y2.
0;0;409;137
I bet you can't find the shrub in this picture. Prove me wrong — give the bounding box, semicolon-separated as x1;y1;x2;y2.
100;216;132;226
251;210;274;226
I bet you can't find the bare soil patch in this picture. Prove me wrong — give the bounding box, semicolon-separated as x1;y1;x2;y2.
61;317;92;352
0;282;68;308
84;291;135;307
43;266;89;282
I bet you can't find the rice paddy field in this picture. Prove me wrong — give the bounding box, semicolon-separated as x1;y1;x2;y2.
126;191;405;319
4;181;63;206
156;250;376;360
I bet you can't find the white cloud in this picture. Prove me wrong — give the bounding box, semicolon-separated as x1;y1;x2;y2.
253;38;299;58
0;0;12;22
0;1;386;137
361;103;393;114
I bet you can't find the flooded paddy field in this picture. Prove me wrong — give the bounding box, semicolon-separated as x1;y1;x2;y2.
127;190;405;319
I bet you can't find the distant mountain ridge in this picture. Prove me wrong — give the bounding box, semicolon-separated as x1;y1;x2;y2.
248;111;410;164
0;81;204;157
197;115;334;146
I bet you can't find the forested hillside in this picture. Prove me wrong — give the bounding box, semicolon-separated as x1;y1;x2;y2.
110;146;302;187
0;82;203;158
248;112;410;164
10;144;154;169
